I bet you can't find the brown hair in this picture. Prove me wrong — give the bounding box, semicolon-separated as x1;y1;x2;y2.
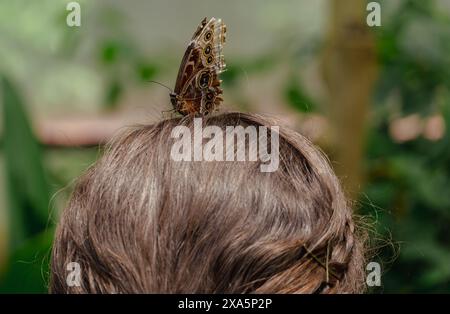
50;112;366;293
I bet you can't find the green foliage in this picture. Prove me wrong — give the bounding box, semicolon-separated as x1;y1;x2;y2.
284;76;316;112
361;0;450;293
1;77;51;249
98;39;159;109
221;55;277;88
0;229;53;293
375;0;450;115
136;62;158;82
0;77;53;293
104;79;123;109
0;0;449;294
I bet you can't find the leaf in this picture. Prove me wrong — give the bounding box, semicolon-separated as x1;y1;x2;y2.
284;77;315;112
221;64;240;87
0;229;54;293
136;62;158;82
1;76;50;249
104;79;123;109
100;39;136;65
101;40;121;64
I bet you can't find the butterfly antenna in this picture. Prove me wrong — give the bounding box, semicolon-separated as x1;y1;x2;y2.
148;80;173;93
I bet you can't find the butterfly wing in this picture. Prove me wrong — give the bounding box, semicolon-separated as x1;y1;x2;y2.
173;17;226;115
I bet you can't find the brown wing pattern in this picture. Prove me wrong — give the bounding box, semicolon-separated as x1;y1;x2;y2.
172;17;226;115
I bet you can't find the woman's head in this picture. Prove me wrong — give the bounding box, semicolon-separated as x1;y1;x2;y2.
50;112;366;293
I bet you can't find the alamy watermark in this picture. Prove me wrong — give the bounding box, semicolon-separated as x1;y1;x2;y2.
64;260;381;288
367;2;381;27
66;1;81;27
66;262;81;287
170;118;280;173
366;261;381;287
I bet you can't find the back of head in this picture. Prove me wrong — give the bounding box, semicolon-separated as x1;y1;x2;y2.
50;112;365;293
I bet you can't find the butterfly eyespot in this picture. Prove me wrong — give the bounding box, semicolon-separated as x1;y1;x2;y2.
205;101;213;111
203;45;212;56
204;31;213;41
198;71;211;88
172;18;226;116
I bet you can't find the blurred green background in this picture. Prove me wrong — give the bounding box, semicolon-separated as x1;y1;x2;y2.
0;0;449;293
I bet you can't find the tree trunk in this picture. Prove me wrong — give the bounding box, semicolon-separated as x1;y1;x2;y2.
321;0;378;198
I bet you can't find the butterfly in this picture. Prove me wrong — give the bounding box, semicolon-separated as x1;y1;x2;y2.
170;17;226;116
